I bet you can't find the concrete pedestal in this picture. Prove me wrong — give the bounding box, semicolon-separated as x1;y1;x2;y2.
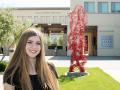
66;72;88;77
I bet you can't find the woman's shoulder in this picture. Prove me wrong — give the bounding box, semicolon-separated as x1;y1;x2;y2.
47;62;55;68
47;62;59;78
3;66;20;86
4;66;14;76
47;62;57;72
4;66;19;76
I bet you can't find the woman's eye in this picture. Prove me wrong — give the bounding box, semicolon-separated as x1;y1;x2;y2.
36;43;41;45
27;42;32;44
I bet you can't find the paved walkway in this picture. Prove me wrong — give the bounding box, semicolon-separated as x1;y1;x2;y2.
0;56;120;90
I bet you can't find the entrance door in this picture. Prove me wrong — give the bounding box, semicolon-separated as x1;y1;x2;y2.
84;32;93;55
44;24;67;56
85;26;97;56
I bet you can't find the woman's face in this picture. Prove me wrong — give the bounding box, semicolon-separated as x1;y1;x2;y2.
26;36;41;59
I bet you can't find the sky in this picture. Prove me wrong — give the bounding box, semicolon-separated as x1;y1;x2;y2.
0;0;70;8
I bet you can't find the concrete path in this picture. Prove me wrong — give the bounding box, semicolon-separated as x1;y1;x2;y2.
0;56;120;90
0;75;3;90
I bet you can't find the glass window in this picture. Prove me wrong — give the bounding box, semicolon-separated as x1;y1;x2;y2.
111;2;120;13
98;2;109;13
84;2;95;13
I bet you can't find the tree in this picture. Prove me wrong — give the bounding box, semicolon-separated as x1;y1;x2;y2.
0;9;14;46
0;8;32;61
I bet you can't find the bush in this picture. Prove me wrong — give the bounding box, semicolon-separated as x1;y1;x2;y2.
0;61;7;72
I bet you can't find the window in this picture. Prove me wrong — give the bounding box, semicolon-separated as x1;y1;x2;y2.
84;2;95;13
98;2;109;13
101;35;113;49
111;2;120;13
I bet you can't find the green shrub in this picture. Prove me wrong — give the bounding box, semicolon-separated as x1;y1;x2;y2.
0;61;7;72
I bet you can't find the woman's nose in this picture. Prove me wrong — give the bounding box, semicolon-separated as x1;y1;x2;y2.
31;43;37;49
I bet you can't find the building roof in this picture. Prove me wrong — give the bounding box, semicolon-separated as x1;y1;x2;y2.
13;7;70;10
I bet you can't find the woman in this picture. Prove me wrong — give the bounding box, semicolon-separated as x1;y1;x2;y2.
3;27;60;90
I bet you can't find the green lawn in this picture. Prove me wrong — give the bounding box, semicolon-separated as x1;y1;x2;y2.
57;67;120;90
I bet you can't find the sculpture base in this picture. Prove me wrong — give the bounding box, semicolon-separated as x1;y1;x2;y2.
66;72;88;77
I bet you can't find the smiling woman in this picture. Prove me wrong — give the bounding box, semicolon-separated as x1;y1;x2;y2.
3;27;60;90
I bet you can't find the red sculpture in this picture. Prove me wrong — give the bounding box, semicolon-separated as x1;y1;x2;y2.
68;4;87;73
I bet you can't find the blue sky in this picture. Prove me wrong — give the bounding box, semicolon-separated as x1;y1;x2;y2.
0;0;70;8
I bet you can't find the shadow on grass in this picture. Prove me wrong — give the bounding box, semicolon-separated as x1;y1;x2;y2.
58;75;75;82
58;75;85;83
58;72;88;83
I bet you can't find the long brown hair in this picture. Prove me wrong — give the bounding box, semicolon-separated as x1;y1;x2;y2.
4;27;59;90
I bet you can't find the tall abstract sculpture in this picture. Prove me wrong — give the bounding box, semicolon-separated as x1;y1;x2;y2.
68;4;87;75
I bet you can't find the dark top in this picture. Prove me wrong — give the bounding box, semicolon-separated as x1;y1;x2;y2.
3;62;58;90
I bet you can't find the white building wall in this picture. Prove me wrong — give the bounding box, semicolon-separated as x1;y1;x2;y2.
98;26;120;56
88;14;120;56
71;0;120;56
13;9;69;25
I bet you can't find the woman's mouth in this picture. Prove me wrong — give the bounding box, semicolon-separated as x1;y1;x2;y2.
31;50;37;53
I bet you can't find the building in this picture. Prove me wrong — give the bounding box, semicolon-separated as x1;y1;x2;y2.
70;0;120;56
2;0;120;56
13;7;69;56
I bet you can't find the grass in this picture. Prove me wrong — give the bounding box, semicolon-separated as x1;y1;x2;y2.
57;67;120;90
